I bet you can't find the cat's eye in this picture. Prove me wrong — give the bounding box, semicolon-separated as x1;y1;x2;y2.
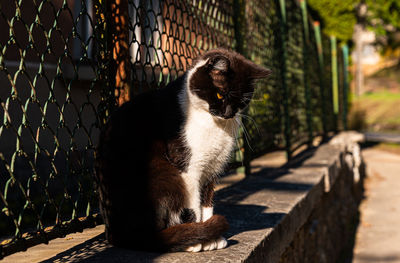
217;93;223;100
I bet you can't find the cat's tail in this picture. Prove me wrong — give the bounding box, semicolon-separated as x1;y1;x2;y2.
158;214;229;252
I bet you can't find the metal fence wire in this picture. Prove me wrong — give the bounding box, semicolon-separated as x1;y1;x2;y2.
0;0;349;257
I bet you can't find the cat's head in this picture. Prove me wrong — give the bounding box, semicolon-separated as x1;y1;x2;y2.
187;48;271;119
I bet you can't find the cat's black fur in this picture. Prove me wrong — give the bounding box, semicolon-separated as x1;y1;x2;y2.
95;48;271;252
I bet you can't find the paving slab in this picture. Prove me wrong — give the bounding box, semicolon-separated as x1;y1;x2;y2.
353;149;400;263
2;226;105;263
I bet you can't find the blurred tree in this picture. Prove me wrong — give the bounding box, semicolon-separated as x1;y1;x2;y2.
365;0;400;58
307;0;359;41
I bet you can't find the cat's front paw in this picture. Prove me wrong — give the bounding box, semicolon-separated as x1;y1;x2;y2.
185;243;202;252
202;237;228;251
185;237;227;252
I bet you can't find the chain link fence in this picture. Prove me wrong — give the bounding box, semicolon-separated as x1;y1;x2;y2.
0;0;349;257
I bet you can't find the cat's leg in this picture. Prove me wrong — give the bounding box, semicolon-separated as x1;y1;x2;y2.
184;178;227;252
182;172;203;252
181;172;202;222
200;180;228;251
201;180;215;221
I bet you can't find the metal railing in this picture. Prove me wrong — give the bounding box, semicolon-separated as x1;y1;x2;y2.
0;0;349;257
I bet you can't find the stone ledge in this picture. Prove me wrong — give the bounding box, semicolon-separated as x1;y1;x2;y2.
4;132;364;263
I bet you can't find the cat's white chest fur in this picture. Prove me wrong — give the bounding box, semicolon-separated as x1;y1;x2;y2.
184;107;237;178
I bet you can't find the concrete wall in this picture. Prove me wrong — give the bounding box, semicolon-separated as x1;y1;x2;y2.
279;141;364;263
16;132;365;263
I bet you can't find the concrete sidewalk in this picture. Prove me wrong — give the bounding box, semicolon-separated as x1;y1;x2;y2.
363;132;400;144
353;148;400;263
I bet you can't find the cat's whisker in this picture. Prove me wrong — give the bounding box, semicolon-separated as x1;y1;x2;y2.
222;117;230;134
245;98;264;102
241;121;254;152
240;98;251;104
233;130;245;167
234;117;254;152
237;113;261;136
239;103;252;113
231;120;245;167
242;93;255;98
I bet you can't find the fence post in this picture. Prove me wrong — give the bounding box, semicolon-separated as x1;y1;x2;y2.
341;44;349;130
233;0;246;55
300;0;313;146
278;0;291;161
233;0;251;175
330;36;339;131
107;0;131;107
313;22;328;138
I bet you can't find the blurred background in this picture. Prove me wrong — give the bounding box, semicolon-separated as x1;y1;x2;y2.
310;2;400;261
309;0;400;136
312;1;400;262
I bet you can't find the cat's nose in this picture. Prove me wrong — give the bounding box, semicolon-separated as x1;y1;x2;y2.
223;105;235;119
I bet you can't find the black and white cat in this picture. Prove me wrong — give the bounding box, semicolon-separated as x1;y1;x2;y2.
95;48;271;252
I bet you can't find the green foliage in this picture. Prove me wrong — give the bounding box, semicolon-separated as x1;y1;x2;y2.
371;64;400;83
307;0;359;41
366;0;400;52
352;91;400;132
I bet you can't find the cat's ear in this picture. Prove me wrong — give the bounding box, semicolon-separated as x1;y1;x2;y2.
246;60;272;79
208;55;230;72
